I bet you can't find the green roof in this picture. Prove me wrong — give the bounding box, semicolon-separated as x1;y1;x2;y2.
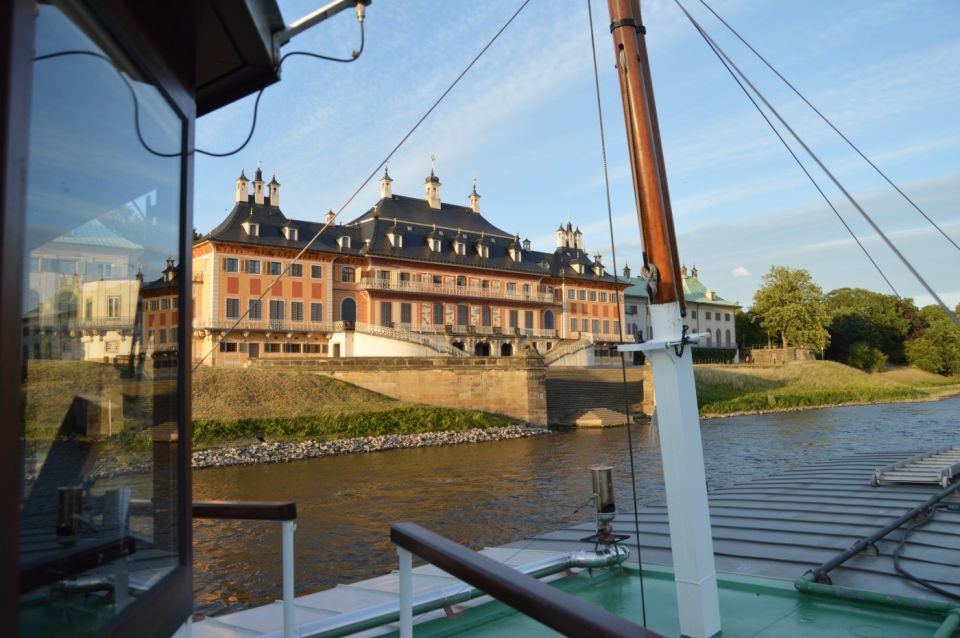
623;272;739;308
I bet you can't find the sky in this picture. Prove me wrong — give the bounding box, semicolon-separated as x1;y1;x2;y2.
194;0;960;311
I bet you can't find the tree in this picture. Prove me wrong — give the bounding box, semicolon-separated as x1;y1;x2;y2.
193;227;204;242
751;266;830;350
735;309;768;348
905;306;960;375
824;288;911;364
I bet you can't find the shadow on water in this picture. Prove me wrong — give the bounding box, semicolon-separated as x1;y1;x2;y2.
190;396;960;617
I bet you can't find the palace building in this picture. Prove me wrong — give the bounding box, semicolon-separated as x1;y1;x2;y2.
191;167;629;366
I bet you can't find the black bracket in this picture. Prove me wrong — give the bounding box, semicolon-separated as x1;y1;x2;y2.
609;18;646;34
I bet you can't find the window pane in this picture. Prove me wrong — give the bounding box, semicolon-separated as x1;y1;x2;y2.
20;4;184;633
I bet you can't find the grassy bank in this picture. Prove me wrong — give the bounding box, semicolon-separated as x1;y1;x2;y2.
696;361;960;416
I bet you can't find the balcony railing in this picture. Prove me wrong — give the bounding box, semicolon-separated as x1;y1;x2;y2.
193;318;333;334
361;278;557;304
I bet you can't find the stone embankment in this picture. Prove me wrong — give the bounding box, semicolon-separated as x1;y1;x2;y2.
91;425;550;479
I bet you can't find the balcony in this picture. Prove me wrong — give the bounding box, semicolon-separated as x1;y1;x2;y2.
193;318;333;335
360;278;557;304
404;323;560;339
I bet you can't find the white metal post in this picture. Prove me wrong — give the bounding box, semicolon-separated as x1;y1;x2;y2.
398;547;413;638
621;302;721;638
282;520;296;638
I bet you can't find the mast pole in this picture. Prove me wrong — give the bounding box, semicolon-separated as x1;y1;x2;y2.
608;2;721;637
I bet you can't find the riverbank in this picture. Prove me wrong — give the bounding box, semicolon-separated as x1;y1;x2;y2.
696;362;960;416
90;425;550;479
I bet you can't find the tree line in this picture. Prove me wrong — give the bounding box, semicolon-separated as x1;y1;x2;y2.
736;265;960;376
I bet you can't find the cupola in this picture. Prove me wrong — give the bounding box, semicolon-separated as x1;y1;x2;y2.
592;252;604;277
235;169;249;203
268;174;281;208
522;237;531;251
556;224;567;249
325;209;336;225
379;166;393;199
424;169;441;209
468;180;481;213
253;165;265;205
623;263;631;279
574;226;583;251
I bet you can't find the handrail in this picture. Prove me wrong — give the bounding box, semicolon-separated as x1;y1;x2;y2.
361;278;557;304
192;500;297;521
193;501;298;638
543;336;595;364
20;535;136;594
390;522;661;638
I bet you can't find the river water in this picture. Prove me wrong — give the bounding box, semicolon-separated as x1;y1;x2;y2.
191;397;960;617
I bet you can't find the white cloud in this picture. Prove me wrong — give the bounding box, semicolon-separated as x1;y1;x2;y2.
731;266;751;278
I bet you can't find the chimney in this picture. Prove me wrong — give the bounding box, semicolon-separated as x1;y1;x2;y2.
268;174;281;208
379;166;393;199
574;227;583;251
424;169;441;209
235;169;249;203
253;165;265;205
556;225;566;249
325;209;336;225
469;180;481;213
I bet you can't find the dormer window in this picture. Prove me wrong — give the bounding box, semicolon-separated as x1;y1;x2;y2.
508;247;521;262
387;232;403;248
242;221;259;236
593;264;603;276
571;263;583;274
283;225;298;241
338;236;351;250
476;244;489;258
453;241;466;256
428;237;441;252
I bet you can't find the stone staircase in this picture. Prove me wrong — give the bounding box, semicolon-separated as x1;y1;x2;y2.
545;367;648;426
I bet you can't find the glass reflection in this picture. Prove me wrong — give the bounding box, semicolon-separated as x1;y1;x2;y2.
20;2;184;634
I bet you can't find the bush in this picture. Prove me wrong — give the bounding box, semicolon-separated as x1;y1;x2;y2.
847;341;887;372
906;337;944;374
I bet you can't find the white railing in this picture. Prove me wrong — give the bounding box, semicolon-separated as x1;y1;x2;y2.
543;336;595;365
349;321;468;357
193;318;334;334
361;278;557;304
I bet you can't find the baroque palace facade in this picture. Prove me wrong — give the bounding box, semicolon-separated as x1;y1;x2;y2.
191;167;629;366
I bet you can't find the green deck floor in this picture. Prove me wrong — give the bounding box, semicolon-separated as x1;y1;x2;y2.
409;566;950;638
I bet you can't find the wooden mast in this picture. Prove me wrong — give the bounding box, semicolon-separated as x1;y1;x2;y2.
609;2;722;637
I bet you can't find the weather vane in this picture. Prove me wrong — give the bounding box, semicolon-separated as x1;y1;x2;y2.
430;154;436;172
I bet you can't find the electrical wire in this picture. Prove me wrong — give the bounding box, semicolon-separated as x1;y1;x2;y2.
586;0;647;624
664;6;902;300
190;0;533;369
674;0;960;328
892;502;960;601
696;0;960;257
33;19;365;158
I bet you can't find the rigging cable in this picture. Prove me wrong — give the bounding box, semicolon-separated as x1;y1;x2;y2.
191;0;533;369
34;17;365;159
586;0;648;624
696;0;960;256
674;0;960;328
665;4;902;300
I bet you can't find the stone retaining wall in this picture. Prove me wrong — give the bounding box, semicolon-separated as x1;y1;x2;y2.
252;355;548;425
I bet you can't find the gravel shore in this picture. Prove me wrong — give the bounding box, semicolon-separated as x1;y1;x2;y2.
89;425;551;480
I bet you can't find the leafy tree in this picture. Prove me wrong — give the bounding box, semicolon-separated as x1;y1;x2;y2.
734;309;768;349
193;227;204;242
751;266;830;350
905;305;960;375
824;288;910;364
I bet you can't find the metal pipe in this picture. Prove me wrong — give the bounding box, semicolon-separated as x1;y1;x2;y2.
282;520;296;638
933;608;960;638
809;481;960;584
398;547;413;638
260;548;629;638
274;1;369;48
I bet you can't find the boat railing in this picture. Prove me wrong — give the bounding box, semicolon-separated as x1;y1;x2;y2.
389;522;662;638
193;501;298;638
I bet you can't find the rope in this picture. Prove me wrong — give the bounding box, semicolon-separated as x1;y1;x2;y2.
191;0;533;369
695;0;960;257
674;0;960;329
586;0;647;625
665;5;902;300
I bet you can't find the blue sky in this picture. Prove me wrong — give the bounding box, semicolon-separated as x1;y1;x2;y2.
194;0;960;310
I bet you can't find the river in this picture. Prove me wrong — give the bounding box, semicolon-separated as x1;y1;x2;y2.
191;397;960;617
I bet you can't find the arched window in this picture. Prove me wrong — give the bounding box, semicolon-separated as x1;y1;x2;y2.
500;343;513;356
340;297;356;322
543;309;555;331
715;329;721;348
725;329;731;347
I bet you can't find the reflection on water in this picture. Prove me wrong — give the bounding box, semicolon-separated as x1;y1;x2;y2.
192;397;960;617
